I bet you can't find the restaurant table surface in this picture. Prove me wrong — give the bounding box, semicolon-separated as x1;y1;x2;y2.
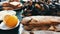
14;10;23;34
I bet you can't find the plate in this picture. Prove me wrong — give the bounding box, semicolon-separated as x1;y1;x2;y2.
0;20;20;30
19;24;24;34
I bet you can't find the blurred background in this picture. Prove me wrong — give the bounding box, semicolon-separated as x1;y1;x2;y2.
0;0;60;34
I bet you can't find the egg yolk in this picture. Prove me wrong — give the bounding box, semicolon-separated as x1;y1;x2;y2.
4;15;18;28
